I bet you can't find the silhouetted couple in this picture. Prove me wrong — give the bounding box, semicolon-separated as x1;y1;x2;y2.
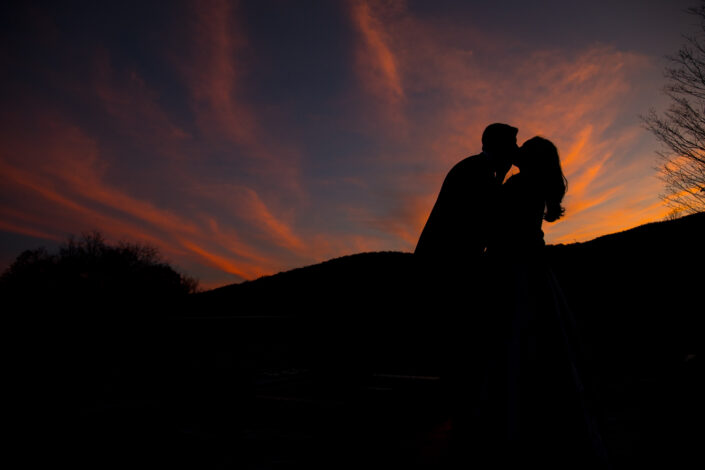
415;124;611;468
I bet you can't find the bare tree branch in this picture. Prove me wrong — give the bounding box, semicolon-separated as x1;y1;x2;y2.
641;2;705;215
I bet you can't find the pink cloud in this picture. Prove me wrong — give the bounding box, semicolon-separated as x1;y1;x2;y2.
350;0;405;104
1;2;678;290
0;109;294;284
343;2;669;248
180;0;258;149
92;50;194;159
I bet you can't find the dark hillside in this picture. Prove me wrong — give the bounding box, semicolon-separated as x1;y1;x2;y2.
546;212;703;363
194;213;703;356
183;212;703;468
190;213;704;374
16;213;701;468
196;251;416;316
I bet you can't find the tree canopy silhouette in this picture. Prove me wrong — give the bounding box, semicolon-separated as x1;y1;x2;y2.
0;231;199;310
642;1;705;217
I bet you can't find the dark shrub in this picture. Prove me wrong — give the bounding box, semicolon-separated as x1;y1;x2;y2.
0;231;198;314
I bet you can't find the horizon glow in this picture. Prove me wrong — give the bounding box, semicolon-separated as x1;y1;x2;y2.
0;0;694;289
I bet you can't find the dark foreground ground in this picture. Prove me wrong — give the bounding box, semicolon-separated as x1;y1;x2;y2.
19;310;701;470
10;214;702;468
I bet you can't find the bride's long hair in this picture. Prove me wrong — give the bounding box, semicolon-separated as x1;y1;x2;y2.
520;136;567;222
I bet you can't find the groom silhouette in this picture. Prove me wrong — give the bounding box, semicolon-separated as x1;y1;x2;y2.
414;122;518;267
413;123;519;467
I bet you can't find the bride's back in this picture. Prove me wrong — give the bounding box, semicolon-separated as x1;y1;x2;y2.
487;173;546;258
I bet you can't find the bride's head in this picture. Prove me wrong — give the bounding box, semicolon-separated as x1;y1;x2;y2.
518;136;567;222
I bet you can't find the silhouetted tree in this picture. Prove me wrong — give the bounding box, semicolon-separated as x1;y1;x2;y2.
642;2;705;217
0;231;199;311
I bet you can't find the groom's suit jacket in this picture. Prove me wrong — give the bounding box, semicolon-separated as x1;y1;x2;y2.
414;152;501;271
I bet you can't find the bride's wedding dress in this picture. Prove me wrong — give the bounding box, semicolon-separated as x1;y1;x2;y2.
469;173;612;468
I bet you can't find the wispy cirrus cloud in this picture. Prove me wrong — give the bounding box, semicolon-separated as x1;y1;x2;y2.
0;108;295;287
342;2;669;249
181;0;258;149
349;0;405;104
0;1;678;290
0;1;323;288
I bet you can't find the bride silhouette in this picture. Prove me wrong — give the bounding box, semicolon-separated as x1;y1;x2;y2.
450;136;612;468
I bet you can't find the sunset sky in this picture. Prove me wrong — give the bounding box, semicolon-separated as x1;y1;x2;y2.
0;0;697;288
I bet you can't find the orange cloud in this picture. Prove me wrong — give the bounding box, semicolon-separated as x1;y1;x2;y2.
340;2;667;249
1;2;678;290
561;125;593;170
173;0;305;203
0;109;289;284
350;0;405;103
190;183;308;256
240;189;307;254
180;0;257;148
551;197;670;244
181;240;262;280
92;50;193;160
8;5;344;285
0;219;60;242
347;190;433;248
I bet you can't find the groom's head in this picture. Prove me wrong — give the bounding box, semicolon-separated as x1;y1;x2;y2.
482;123;518;159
